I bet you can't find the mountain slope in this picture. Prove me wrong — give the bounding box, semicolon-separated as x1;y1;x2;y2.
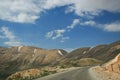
0;40;120;80
89;53;120;80
57;40;120;67
35;53;120;80
0;46;67;79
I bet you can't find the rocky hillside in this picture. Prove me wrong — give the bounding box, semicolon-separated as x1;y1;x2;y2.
57;40;120;67
7;69;41;80
89;53;120;80
6;66;71;80
0;46;67;79
0;40;120;80
103;53;120;73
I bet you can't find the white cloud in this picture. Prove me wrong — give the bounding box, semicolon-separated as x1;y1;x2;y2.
42;0;72;9
0;26;22;46
45;31;54;38
46;29;70;42
45;19;96;42
46;29;66;40
80;20;96;26
67;19;120;32
0;0;43;23
103;22;120;32
65;0;120;17
0;0;120;23
67;19;96;30
67;19;80;29
46;19;80;42
0;27;15;40
43;0;120;16
52;29;66;40
79;20;120;32
42;0;120;19
45;20;120;43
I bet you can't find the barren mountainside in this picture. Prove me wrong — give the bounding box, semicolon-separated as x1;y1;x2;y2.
57;40;120;67
0;40;120;80
89;53;120;80
0;46;67;79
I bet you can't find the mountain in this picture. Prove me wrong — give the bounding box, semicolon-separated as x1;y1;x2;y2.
35;53;120;80
0;46;67;80
57;40;120;67
0;40;120;80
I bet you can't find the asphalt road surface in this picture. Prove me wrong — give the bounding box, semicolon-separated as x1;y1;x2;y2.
35;67;94;80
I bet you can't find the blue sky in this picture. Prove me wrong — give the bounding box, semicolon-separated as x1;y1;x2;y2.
0;0;120;51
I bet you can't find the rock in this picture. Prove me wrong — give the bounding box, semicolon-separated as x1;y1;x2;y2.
103;53;120;73
7;69;41;80
89;53;120;80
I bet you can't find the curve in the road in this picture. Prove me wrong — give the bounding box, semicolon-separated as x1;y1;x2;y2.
35;67;94;80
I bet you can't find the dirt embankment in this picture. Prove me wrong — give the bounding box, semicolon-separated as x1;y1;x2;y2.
89;53;120;80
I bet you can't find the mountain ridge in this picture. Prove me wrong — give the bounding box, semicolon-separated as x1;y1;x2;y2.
0;40;120;80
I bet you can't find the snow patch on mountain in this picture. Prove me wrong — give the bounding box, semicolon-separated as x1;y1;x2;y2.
58;50;64;56
18;46;23;52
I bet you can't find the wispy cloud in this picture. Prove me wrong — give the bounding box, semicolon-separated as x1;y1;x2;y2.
65;0;120;17
52;29;66;40
0;0;43;23
45;31;54;39
43;0;120;17
0;26;22;46
45;19;80;42
45;19;120;43
80;20;96;26
46;29;69;42
79;20;120;32
67;19;80;30
67;19;97;31
0;0;120;23
103;22;120;32
46;29;66;39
